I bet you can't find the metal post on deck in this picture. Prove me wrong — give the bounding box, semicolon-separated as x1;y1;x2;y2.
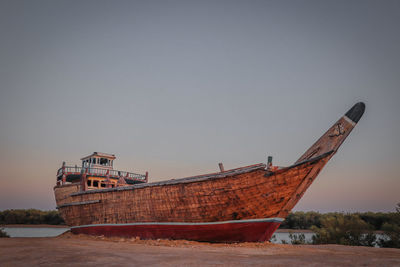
118;174;127;187
218;163;224;172
267;156;273;170
61;162;66;184
105;169;112;188
80;168;88;191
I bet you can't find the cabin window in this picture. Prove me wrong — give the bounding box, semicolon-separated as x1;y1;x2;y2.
87;180;91;187
100;158;108;165
101;182;106;188
93;180;99;187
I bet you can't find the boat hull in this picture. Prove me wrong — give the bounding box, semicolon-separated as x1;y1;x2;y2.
55;103;365;243
70;218;283;242
55;157;328;227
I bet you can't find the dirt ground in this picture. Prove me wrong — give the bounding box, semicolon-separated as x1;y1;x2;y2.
0;232;399;266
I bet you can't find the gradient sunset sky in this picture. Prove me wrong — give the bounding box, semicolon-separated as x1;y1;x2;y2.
0;0;399;212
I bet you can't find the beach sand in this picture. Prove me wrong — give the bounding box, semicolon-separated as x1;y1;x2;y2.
0;232;399;266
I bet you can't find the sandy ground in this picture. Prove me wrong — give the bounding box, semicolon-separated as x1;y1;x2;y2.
0;232;399;266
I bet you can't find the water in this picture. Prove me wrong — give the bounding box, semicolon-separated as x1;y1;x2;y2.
2;227;69;237
272;232;315;244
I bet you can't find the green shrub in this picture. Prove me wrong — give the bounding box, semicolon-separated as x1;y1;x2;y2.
378;223;400;248
311;214;376;247
289;232;307;245
280;211;322;229
0;228;9;238
378;204;400;248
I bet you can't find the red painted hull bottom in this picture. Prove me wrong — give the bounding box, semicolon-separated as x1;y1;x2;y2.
71;219;282;243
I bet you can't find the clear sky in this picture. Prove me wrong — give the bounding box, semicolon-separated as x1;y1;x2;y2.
0;0;399;212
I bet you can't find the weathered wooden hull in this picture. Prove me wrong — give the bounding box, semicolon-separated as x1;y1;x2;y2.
55;102;365;242
55;155;329;226
71;218;283;242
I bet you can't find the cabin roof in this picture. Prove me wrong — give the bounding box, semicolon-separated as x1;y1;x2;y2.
81;152;116;161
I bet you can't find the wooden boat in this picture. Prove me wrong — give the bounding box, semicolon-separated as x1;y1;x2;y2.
54;102;365;242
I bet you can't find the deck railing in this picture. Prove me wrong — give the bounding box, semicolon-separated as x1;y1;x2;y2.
57;166;146;182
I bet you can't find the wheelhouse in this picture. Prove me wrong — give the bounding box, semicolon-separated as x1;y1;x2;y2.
81;152;115;169
56;152;148;190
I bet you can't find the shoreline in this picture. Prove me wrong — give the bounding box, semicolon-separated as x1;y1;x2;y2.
0;226;384;235
275;229;313;233
1;225;313;231
2;224;68;228
0;225;314;232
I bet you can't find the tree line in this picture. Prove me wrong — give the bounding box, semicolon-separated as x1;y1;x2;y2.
0;209;64;225
279;210;399;231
